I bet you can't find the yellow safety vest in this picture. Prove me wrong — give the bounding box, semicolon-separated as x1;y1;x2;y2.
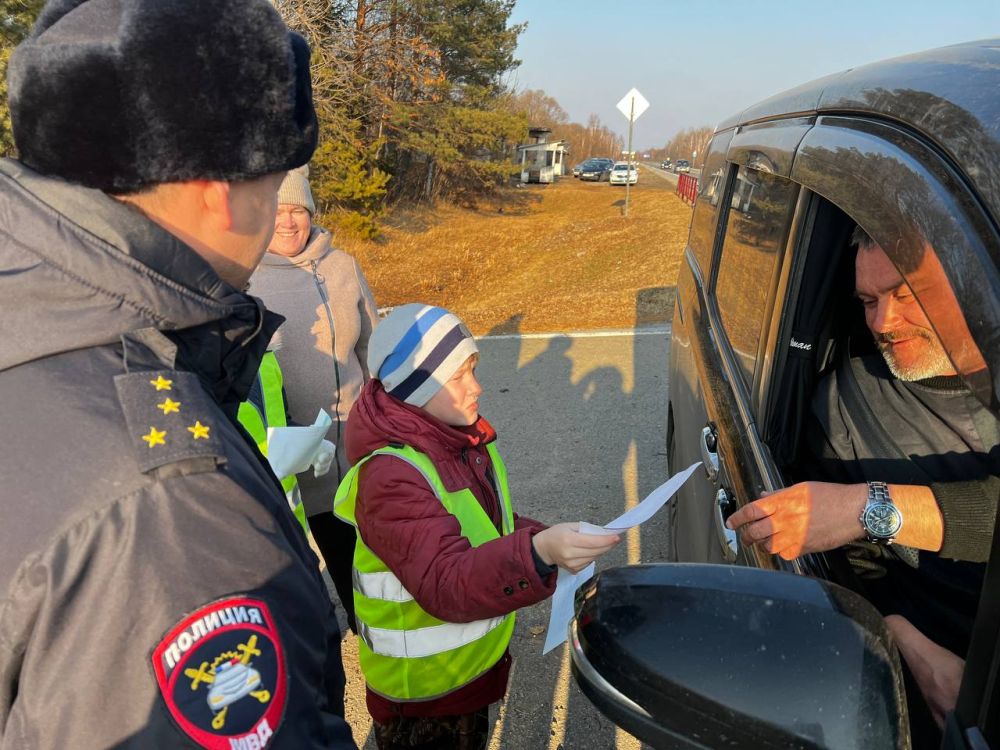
238;352;309;534
334;443;516;701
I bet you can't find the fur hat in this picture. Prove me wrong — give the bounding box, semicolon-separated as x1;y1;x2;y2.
8;0;318;192
368;304;479;407
277;166;316;215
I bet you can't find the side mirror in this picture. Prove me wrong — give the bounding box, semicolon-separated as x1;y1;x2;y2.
571;564;909;749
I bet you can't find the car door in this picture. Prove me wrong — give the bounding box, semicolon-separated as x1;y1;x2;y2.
669;116;822;571
667;126;744;565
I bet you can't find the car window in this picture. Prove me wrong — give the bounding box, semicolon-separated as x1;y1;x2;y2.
713;166;797;388
791;117;1000;415
687;130;734;274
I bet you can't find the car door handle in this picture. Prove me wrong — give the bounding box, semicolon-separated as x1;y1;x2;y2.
715;488;738;563
701;425;719;482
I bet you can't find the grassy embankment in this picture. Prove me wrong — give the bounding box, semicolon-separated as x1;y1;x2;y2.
336;168;693;334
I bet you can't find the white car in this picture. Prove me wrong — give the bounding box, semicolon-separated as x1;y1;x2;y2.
609;162;638;185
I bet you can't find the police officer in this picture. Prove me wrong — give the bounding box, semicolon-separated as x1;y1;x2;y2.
0;0;355;747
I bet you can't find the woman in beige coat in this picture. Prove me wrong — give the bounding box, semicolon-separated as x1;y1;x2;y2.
249;167;378;632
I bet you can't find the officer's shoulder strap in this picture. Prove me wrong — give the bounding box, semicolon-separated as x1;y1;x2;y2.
114;368;227;474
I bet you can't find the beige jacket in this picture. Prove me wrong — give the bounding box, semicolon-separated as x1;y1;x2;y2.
250;226;378;516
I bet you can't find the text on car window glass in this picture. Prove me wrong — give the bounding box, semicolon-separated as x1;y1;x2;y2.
714;166;797;388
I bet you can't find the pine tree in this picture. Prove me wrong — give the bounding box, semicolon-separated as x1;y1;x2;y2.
0;0;45;156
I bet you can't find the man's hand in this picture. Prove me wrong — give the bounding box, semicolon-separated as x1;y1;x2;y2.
885;614;964;728
532;523;620;573
725;482;868;560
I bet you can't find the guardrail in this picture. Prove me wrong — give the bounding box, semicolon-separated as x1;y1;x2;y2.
677;173;697;205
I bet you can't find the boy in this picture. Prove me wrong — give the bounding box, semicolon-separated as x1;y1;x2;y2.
335;303;619;750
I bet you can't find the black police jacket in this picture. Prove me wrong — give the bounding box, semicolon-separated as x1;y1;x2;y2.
0;159;355;749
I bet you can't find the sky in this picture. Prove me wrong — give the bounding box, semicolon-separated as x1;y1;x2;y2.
507;0;1000;151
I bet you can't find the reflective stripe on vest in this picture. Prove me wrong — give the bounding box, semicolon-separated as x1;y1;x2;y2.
352;569;414;603
358;615;508;659
334;443;516;701
238;352;308;534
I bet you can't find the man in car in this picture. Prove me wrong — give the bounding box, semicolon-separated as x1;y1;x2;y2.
0;0;355;747
727;227;998;735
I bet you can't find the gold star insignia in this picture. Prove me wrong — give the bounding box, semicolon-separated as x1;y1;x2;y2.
150;375;173;391
142;426;167;448
187;421;210;440
157;397;181;415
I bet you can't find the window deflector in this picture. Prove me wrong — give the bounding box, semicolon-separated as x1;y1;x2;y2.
790;117;1000;415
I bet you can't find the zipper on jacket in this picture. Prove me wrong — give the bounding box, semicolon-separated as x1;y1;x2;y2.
311;260;343;485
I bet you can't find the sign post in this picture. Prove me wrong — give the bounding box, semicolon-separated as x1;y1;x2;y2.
616;87;649;218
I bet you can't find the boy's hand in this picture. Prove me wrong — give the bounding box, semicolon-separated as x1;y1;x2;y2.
532;523;620;573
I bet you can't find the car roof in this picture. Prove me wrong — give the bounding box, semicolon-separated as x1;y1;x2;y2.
716;39;1000;224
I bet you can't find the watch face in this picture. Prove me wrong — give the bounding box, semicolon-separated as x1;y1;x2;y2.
863;502;902;539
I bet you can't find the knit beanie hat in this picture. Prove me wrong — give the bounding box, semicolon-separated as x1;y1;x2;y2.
368;304;479;407
7;0;317;193
277;166;316;215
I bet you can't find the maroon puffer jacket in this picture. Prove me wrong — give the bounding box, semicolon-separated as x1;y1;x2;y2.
345;380;556;722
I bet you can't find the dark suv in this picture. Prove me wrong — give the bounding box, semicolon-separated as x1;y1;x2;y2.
579;158;611;182
572;39;1000;749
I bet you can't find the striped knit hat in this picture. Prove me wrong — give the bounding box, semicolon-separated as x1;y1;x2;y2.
368;304;479;406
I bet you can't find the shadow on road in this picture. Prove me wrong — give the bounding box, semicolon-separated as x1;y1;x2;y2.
471;290;672;750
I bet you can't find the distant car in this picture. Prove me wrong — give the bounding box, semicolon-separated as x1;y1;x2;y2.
572;162;585;178
674;159;691;173
660;159;672;170
609;161;638;185
579;160;611;181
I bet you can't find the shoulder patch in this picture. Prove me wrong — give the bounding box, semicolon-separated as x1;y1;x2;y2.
151;597;287;749
115;370;226;473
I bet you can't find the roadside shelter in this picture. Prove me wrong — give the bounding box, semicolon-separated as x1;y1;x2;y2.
517;127;567;184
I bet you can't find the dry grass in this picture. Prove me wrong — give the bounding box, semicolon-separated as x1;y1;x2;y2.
336;168;693;334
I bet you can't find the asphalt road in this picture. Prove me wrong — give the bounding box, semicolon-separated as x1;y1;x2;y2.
641;162;701;187
335;325;673;750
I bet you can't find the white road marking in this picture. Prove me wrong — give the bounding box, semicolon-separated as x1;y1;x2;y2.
479;326;670;341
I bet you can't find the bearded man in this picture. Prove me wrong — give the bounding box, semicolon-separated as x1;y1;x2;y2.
727;227;998;742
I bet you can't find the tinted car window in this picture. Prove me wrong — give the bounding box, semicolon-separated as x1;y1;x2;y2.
714;166;797;388
687;130;734;273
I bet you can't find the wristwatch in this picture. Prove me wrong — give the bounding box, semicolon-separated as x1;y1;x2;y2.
859;481;903;545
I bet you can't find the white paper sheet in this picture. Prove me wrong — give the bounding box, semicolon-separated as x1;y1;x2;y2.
541;461;701;654
542;564;595;654
265;409;333;479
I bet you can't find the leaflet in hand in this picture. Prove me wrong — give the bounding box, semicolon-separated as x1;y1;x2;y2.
541;461;702;655
265;409;333;479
